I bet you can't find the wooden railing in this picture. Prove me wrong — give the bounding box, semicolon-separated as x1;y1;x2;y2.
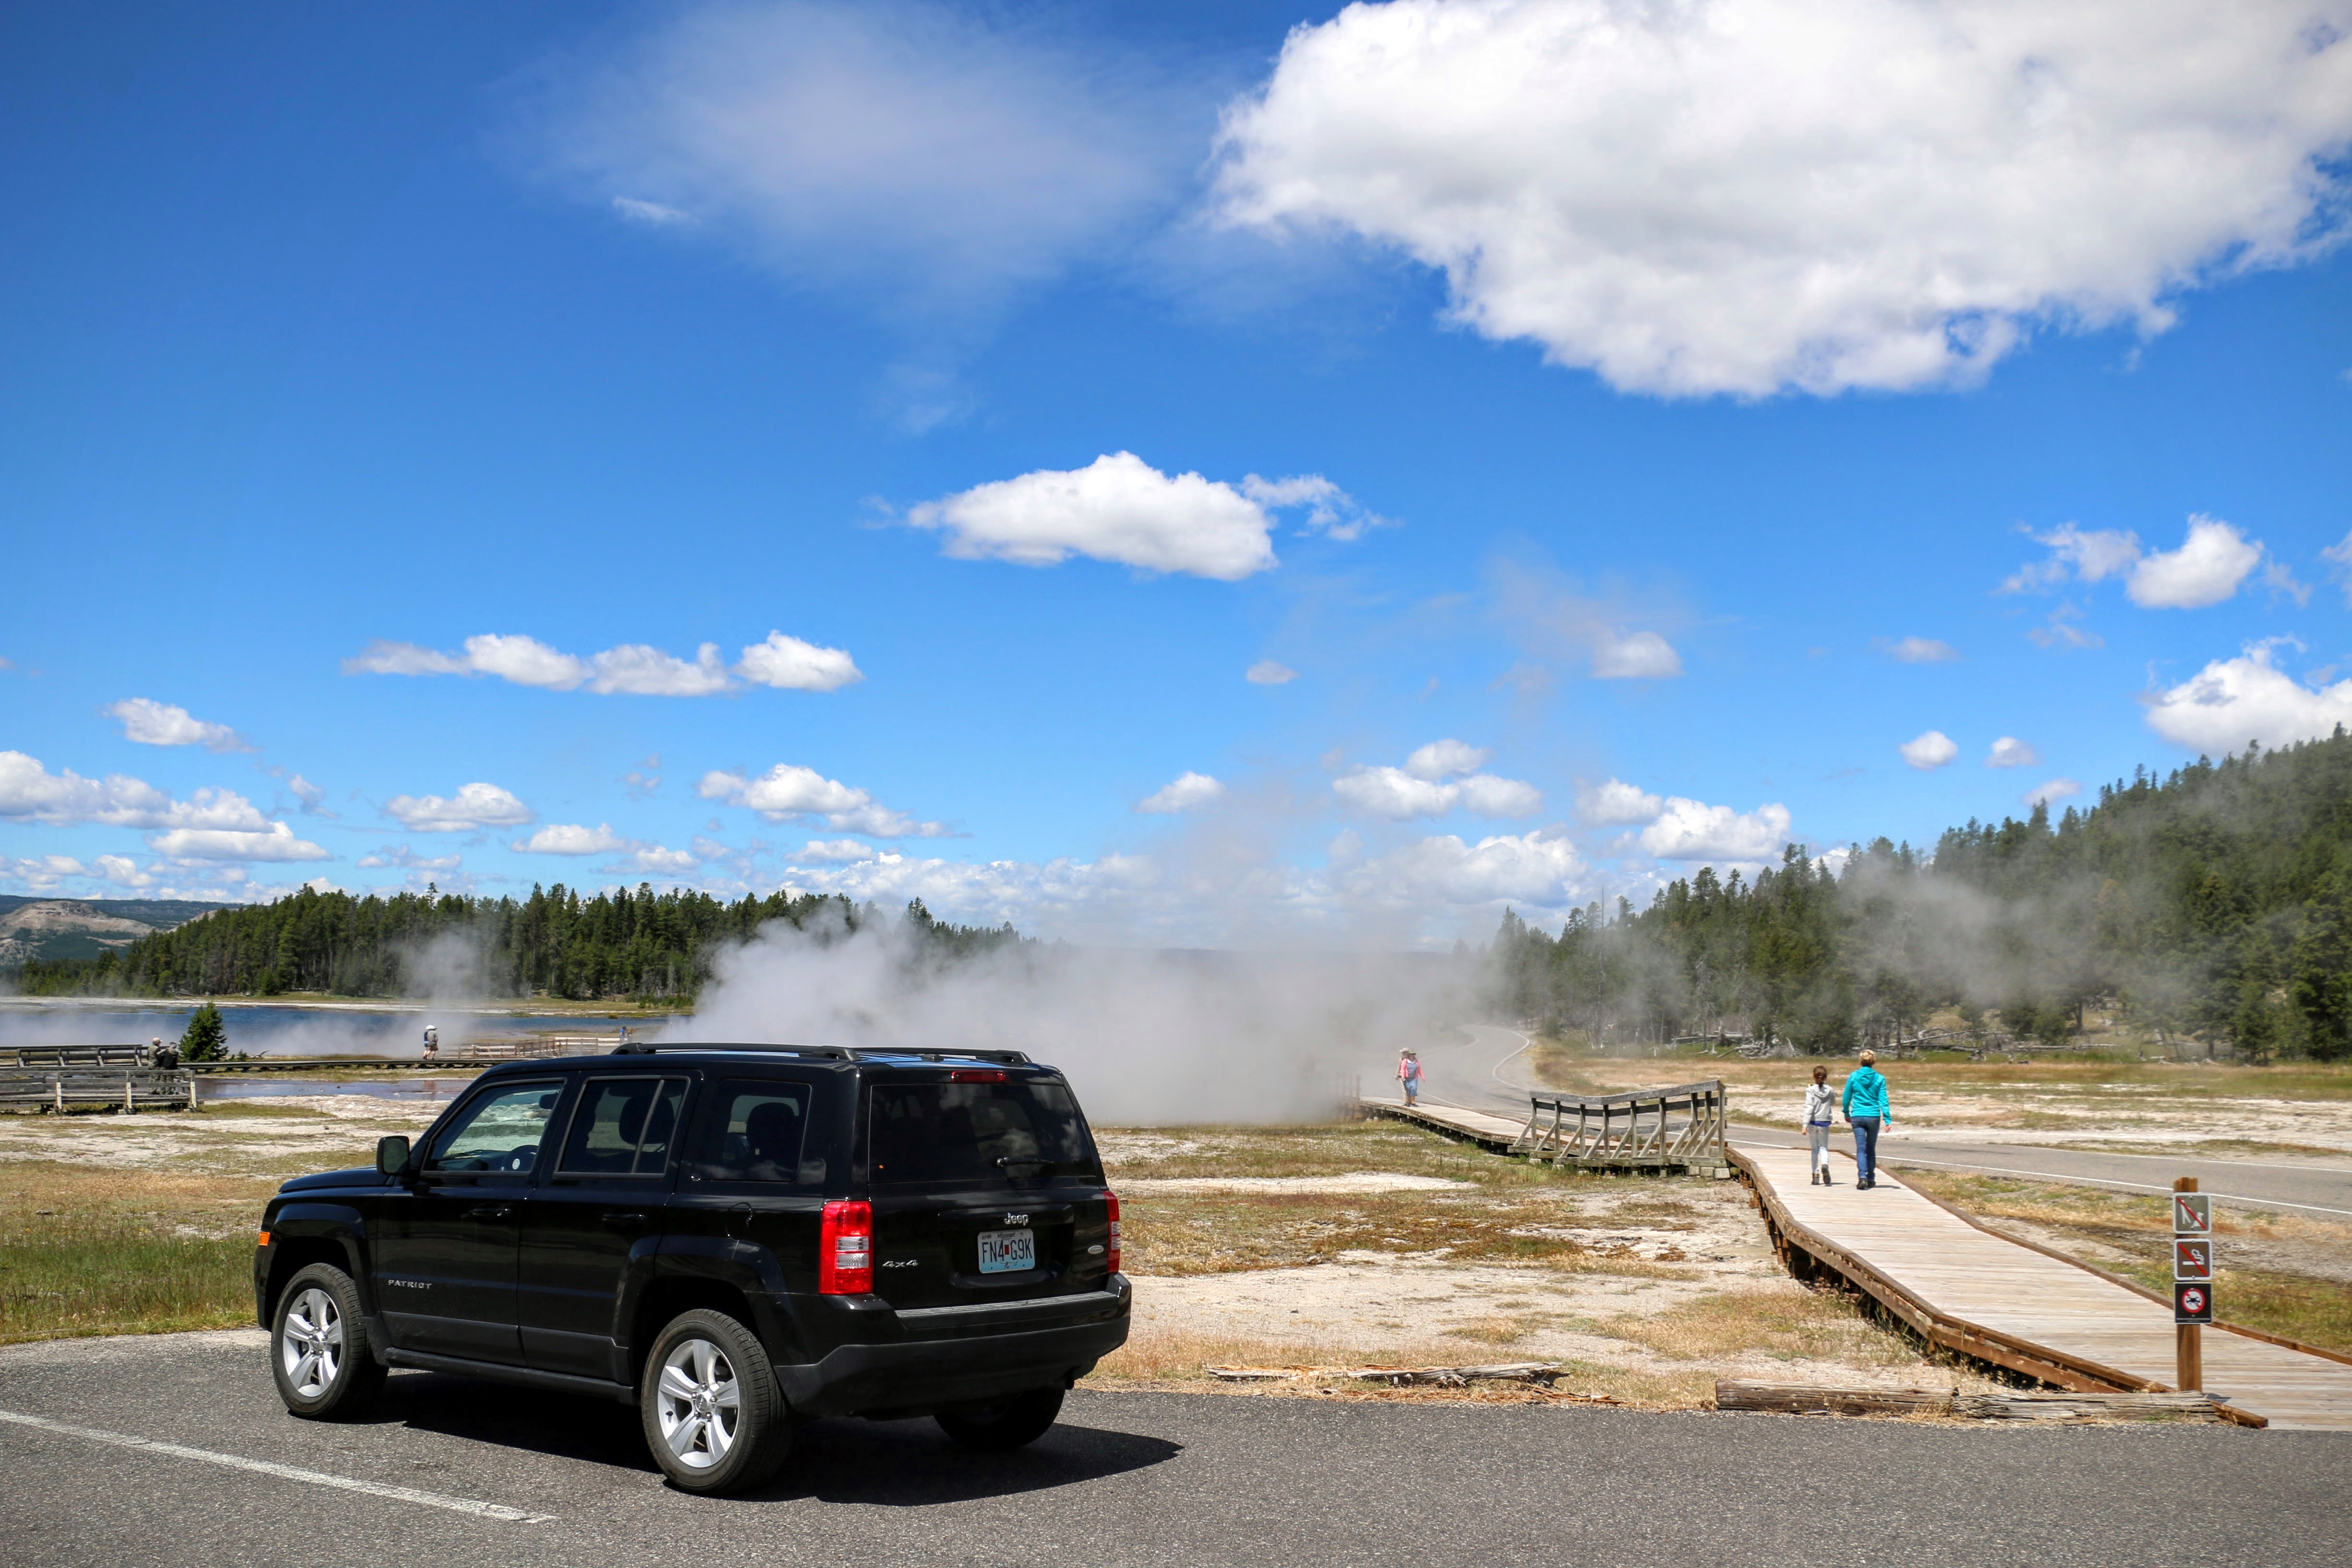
3;1043;153;1069
1513;1079;1731;1176
0;1068;196;1110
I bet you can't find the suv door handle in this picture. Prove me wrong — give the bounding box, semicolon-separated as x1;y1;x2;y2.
465;1204;512;1220
600;1211;648;1227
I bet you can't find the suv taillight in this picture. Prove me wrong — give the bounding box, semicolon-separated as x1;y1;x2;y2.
1105;1190;1121;1275
820;1199;873;1295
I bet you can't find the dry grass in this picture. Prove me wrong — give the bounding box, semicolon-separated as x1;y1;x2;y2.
1121;1190;1699;1278
1900;1170;2352;1355
1600;1284;1930;1369
1527;1046;2352;1105
1084;1322;1723;1408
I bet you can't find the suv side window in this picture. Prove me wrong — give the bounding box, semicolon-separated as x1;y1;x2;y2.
425;1081;563;1175
683;1079;827;1187
557;1077;688;1177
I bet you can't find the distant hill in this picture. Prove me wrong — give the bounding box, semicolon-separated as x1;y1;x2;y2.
0;897;232;967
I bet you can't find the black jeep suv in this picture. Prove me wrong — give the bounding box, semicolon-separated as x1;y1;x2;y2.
255;1045;1129;1493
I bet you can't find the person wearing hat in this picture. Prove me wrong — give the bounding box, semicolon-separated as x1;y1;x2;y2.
1397;1049;1423;1107
1841;1050;1891;1189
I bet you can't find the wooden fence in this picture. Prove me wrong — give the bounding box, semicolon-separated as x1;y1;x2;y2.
1512;1079;1731;1176
3;1043;154;1069
0;1068;197;1111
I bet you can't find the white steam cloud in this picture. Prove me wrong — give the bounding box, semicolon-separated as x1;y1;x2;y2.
672;913;1477;1123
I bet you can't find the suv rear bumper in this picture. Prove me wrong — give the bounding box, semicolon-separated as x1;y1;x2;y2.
776;1276;1132;1419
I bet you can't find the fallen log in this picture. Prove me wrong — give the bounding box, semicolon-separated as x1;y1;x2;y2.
1953;1391;2221;1423
1349;1362;1564;1387
1714;1381;1953;1417
1715;1380;2224;1423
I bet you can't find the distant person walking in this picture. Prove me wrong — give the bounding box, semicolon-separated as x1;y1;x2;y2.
1804;1064;1839;1186
421;1024;439;1062
1397;1049;1423;1107
1842;1050;1891;1190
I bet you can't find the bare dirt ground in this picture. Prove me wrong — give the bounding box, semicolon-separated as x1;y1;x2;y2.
1091;1123;1998;1406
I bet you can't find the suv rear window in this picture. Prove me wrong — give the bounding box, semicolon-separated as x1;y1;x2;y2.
868;1078;1100;1185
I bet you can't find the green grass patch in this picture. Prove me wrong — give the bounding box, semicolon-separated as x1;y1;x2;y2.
0;1217;251;1344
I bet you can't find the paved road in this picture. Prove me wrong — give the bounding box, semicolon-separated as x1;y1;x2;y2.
2;1330;2344;1568
1406;1026;2352;1216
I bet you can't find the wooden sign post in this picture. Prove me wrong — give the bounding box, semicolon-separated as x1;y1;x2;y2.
2172;1177;2210;1391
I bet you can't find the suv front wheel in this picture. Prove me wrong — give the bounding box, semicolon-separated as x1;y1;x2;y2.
270;1262;386;1420
640;1309;793;1494
935;1386;1064;1451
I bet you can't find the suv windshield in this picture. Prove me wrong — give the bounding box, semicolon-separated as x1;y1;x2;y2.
869;1078;1100;1185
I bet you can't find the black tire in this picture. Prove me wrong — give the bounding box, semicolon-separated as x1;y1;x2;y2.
639;1309;793;1495
270;1263;386;1420
935;1386;1064;1451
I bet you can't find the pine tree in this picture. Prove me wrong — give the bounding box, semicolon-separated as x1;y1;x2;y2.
180;1002;228;1062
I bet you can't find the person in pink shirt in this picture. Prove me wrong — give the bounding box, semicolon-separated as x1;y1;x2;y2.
1397;1049;1423;1106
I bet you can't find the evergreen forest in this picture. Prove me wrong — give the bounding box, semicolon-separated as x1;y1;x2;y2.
1490;730;2352;1060
7;884;1025;1004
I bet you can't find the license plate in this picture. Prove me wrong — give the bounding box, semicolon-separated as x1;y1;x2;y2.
978;1228;1035;1274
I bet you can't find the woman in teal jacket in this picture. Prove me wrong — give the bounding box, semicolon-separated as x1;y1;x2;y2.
1841;1051;1891;1189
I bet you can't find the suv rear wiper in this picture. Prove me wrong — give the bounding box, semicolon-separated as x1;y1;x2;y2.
995;1156;1057;1175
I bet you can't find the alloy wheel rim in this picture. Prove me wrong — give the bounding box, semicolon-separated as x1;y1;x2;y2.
280;1287;343;1398
655;1337;740;1470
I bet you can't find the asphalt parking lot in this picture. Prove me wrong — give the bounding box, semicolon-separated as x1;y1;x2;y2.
2;1329;2345;1568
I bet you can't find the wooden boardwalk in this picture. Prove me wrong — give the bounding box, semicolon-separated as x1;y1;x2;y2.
1361;1095;1525;1151
1364;1095;2352;1430
1736;1144;2352;1431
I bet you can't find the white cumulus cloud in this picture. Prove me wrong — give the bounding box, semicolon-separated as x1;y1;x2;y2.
791;839;881;864
2145;643;2352;754
699;765;948;839
384;782;535;834
147;823;332;863
2126;516;2265;609
1403;740;1491;781
737;631;863;692
2005;515;2267;608
1333;743;1542;820
107;698;252;753
1136;772;1225;814
1216;0;2352;397
347;631;858;696
1590;630;1683;680
512;823;631;856
904;452;1377;580
1637;798;1794;862
1577;778;1664;827
1245;660;1298;685
1899;731;1960;770
2023;778;2083;808
0;753;297;840
1985;737;2039;769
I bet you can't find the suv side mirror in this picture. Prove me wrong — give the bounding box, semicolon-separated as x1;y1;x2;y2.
376;1135;412;1178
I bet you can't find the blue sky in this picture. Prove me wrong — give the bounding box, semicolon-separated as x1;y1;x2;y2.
4;0;2350;945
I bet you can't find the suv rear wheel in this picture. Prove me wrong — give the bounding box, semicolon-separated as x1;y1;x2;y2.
935;1386;1064;1451
270;1263;385;1420
640;1309;793;1494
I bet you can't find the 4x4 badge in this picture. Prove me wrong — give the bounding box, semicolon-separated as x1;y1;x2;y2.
1003;1213;1029;1226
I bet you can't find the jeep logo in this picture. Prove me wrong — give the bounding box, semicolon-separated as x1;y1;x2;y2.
1002;1213;1029;1226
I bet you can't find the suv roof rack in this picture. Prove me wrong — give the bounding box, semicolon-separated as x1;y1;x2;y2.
608;1042;1031;1066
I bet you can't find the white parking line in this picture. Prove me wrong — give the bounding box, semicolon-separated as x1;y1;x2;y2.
0;1409;555;1523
